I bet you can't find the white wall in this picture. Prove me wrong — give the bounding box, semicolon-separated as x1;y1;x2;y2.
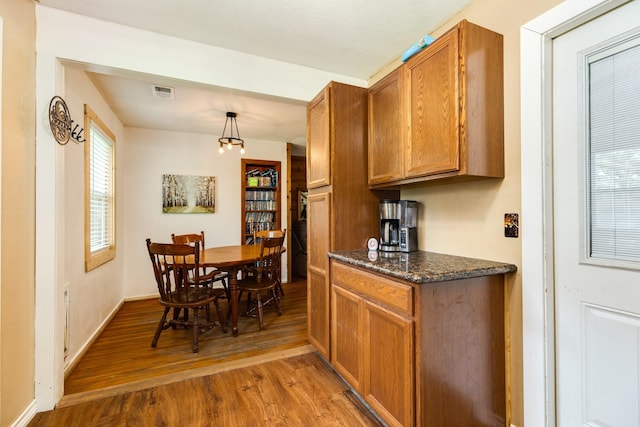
63;67;125;369
123;127;288;298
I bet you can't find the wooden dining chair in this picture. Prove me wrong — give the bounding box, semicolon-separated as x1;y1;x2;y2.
237;234;285;330
253;228;286;297
146;239;227;353
171;231;229;299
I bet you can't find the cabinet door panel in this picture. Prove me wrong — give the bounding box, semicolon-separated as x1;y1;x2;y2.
331;285;364;391
307;192;331;270
364;301;414;427
307;192;331;357
368;69;405;184
406;28;459;178
332;262;413;316
307;87;331;189
308;268;329;357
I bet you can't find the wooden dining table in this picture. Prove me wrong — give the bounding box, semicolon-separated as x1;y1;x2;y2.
199;244;285;336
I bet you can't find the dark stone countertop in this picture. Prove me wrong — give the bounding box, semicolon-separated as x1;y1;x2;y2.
328;250;517;284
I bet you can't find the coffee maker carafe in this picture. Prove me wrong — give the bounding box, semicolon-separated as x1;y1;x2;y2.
379;200;418;252
379;200;400;252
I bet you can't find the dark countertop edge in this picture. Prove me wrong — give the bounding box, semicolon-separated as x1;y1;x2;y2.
328;251;518;284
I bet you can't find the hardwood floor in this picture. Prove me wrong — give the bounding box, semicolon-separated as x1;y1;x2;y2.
29;279;385;426
63;279;308;397
30;352;383;426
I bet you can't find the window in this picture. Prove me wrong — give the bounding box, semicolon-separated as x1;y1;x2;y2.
587;36;640;264
84;104;116;271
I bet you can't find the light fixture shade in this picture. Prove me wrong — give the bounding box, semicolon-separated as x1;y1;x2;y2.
218;111;245;153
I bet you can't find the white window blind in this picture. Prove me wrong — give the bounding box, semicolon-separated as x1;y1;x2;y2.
89;122;114;253
589;39;640;262
84;104;116;271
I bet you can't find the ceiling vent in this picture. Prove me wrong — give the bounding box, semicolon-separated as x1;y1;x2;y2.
151;84;174;99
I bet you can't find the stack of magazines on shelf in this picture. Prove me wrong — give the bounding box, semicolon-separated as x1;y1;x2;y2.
245;190;275;203
245;199;276;211
245;211;275;223
245;167;278;187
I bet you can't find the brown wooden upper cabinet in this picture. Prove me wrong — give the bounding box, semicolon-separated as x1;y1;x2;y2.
368;68;406;185
306;86;331;189
368;20;504;188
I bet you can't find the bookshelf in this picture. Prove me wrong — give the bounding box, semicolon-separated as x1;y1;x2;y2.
241;159;281;245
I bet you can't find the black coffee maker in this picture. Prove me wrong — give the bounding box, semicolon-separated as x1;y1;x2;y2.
379;199;418;252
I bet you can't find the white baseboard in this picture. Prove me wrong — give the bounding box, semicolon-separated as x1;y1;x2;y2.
123;293;156;302
11;399;37;427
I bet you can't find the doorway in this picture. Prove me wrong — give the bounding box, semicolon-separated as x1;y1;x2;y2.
288;150;307;281
552;2;640;423
521;0;638;425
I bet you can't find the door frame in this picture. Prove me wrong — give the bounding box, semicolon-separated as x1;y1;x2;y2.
520;0;632;426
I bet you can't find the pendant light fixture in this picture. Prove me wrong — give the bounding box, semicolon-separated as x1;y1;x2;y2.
218;111;245;154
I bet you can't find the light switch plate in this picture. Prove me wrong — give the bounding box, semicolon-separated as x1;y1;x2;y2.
504;213;519;238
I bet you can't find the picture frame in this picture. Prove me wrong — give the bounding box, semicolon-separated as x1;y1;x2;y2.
298;191;307;220
162;174;216;213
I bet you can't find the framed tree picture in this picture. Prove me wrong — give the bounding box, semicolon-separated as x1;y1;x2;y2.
162;174;216;213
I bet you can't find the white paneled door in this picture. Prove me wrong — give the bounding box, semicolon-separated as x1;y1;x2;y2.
553;1;640;425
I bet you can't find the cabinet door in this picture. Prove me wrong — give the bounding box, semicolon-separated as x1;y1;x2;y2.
368;69;405;185
364;301;415;427
307;191;331;357
306;86;331;189
331;285;364;391
405;27;459;178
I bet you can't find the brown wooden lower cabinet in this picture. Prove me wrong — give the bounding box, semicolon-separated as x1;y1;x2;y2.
308;267;330;358
363;299;414;427
329;259;506;427
332;261;414;427
331;285;364;390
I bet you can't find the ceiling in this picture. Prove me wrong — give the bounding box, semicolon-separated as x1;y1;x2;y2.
39;0;472;152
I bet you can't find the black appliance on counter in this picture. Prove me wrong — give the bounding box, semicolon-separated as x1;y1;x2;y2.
379;199;418;252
